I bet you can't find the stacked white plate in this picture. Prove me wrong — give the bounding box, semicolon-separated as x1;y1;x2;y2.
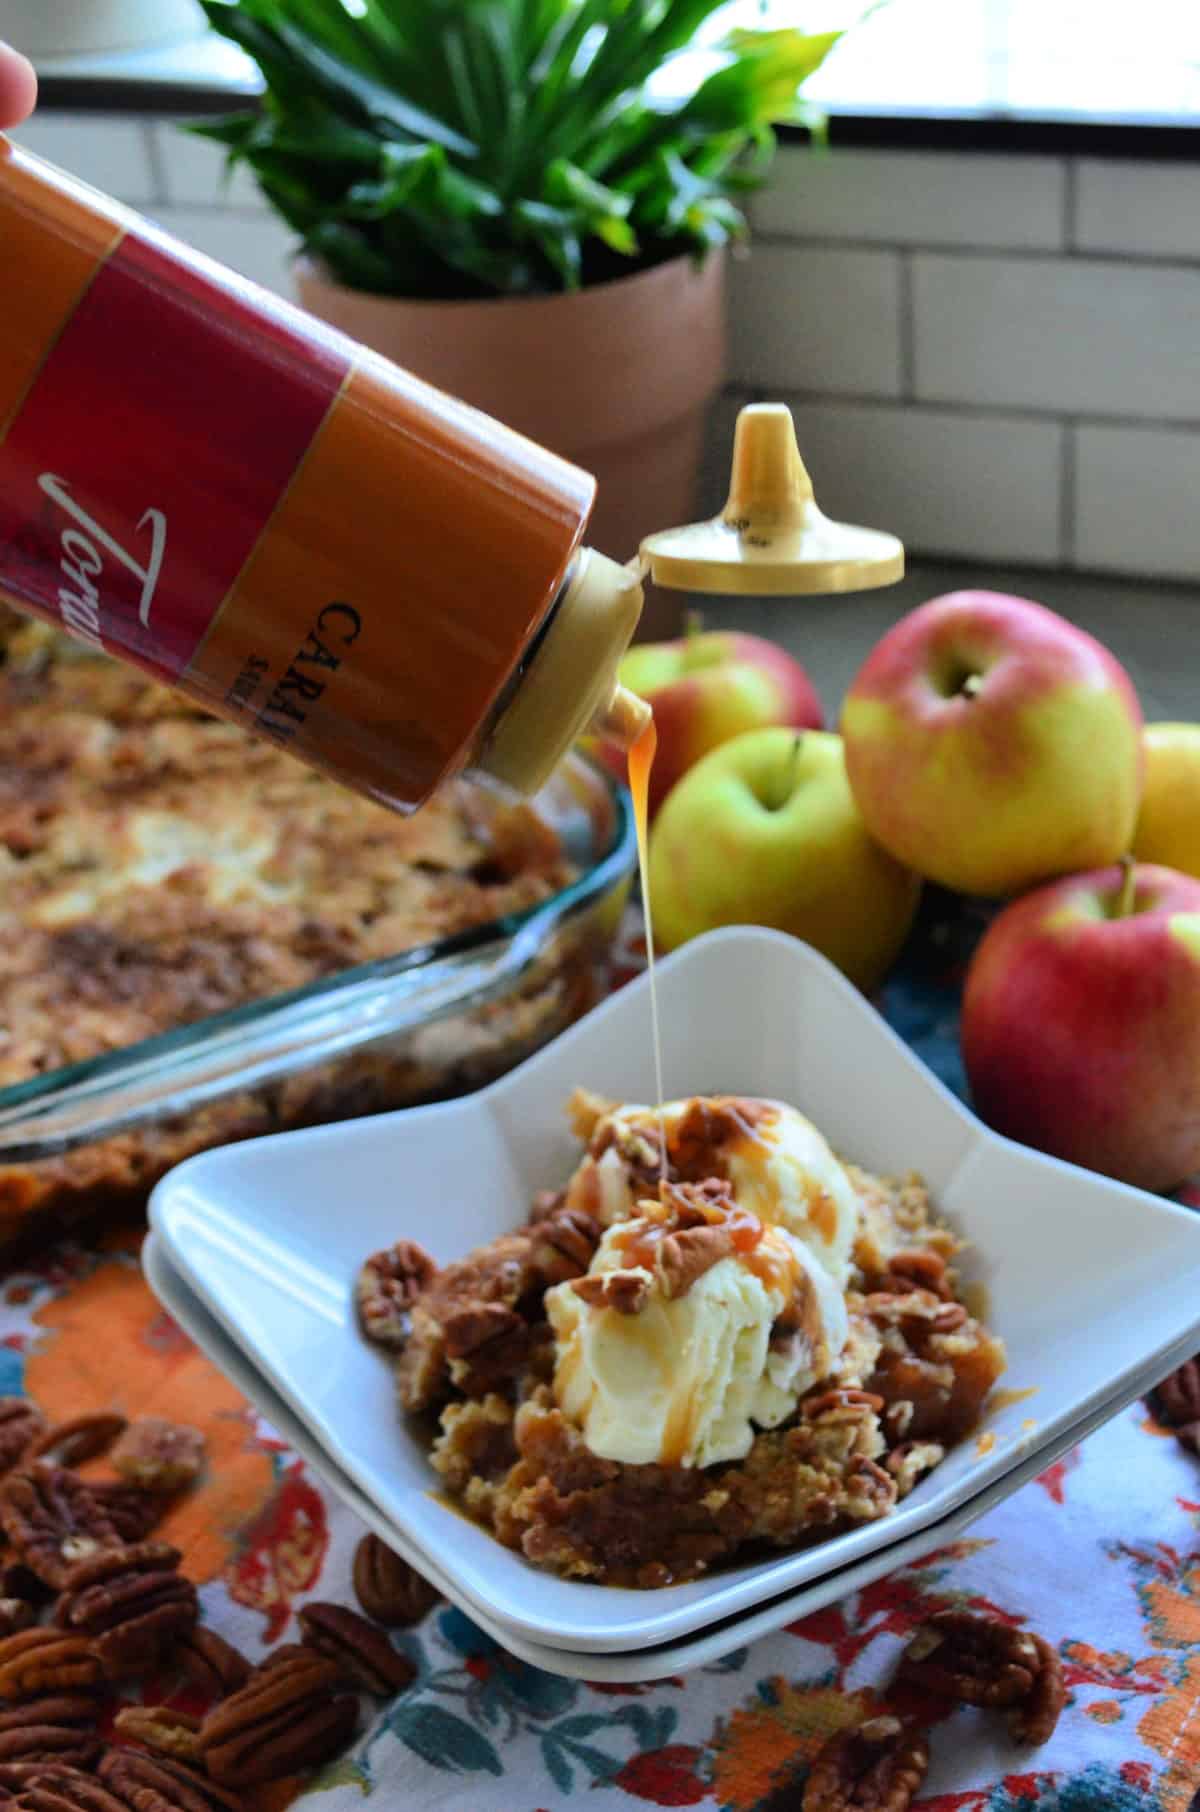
147;928;1200;1681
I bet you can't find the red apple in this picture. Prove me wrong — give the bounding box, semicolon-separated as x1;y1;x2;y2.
600;621;823;817
841;591;1144;896
961;862;1200;1190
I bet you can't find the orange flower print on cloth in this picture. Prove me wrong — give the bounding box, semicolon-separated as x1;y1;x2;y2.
23;1246;278;1582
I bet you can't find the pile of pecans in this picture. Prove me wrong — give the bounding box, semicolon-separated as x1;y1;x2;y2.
802;1608;1066;1811
0;1401;436;1811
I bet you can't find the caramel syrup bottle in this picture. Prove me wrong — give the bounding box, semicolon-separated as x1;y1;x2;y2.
0;139;649;811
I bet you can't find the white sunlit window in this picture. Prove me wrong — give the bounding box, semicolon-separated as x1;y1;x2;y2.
698;0;1200;123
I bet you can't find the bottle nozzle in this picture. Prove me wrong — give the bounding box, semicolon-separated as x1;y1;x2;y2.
479;549;646;795
591;684;651;750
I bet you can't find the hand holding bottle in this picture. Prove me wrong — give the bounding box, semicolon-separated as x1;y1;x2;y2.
0;42;36;128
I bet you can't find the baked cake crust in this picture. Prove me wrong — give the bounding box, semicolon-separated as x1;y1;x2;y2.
0;609;576;1247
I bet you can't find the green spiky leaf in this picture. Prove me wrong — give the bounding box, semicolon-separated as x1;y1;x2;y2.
193;0;847;298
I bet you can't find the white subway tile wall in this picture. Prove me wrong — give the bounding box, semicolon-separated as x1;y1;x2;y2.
752;149;1066;250
786;401;1063;565
911;254;1200;422
156;127;266;211
729;244;903;396
9;117;158;205
1074;160;1200;262
734;144;1200;579
1075;424;1200;579
148;209;297;296
11;118;1200;579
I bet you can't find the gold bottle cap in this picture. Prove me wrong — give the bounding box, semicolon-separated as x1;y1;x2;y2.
481;548;648;795
639;402;904;596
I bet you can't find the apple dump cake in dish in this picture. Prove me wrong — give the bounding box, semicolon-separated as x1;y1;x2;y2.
358;1092;1006;1586
0;608;595;1248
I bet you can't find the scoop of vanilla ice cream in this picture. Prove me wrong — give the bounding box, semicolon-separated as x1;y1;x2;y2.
546;1213;849;1468
723;1103;859;1286
563;1094;859;1286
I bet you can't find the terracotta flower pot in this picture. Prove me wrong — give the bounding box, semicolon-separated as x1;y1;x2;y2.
296;252;727;639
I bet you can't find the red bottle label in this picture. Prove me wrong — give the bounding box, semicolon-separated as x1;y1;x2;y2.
0;224;351;680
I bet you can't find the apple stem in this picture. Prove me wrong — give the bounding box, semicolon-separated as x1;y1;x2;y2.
961;673;983;698
774;733;803;810
1115;854;1137;919
684;608;705;642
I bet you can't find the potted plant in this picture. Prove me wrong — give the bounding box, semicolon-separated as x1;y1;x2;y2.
193;0;840;613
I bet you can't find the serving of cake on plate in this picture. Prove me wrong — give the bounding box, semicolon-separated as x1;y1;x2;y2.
357;1091;1006;1587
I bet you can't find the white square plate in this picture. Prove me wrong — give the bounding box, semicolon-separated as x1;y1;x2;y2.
143;1231;1197;1683
149;927;1200;1656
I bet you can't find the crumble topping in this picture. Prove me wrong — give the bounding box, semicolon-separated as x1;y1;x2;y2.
358;1094;1006;1587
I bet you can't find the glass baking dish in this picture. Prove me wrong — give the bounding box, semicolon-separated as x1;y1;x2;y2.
0;752;635;1253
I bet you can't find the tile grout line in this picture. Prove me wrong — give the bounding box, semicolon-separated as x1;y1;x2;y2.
1063;157;1079;253
898;250;916;401
1059;421;1077;567
750;230;1200;272
141;123;169;210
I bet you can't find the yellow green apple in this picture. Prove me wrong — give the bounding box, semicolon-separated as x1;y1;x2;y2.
647;726;920;991
1132;723;1200;879
597;621;823;819
962;861;1200;1190
841;591;1144;897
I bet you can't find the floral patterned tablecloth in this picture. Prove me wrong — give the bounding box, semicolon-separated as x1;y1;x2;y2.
4;896;1199;1812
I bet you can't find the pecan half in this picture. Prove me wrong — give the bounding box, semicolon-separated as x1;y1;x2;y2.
847;1456;898;1519
80;1482;164;1546
114;1706;203;1763
1153;1357;1200;1428
110;1419;206;1494
803;1389;886;1420
199;1651;358;1788
99;1749;247;1812
0;1629;103;1699
864;1292;967;1335
670;1098;768;1181
55;1541;197;1680
1;1764;131;1812
442;1302;523;1358
356;1241;438;1347
899;1610;1041;1707
1;1466;122;1589
885;1441;945;1499
352;1534;440;1628
441;1302;531;1395
571;1271;649;1315
532;1210;601;1283
0;1399;44;1476
1009;1632;1066;1746
25;1417;126;1470
879;1250;953;1299
657;1224;735;1299
175;1626;252;1699
0;1693;102;1770
298;1600;416;1696
803;1716;929;1811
